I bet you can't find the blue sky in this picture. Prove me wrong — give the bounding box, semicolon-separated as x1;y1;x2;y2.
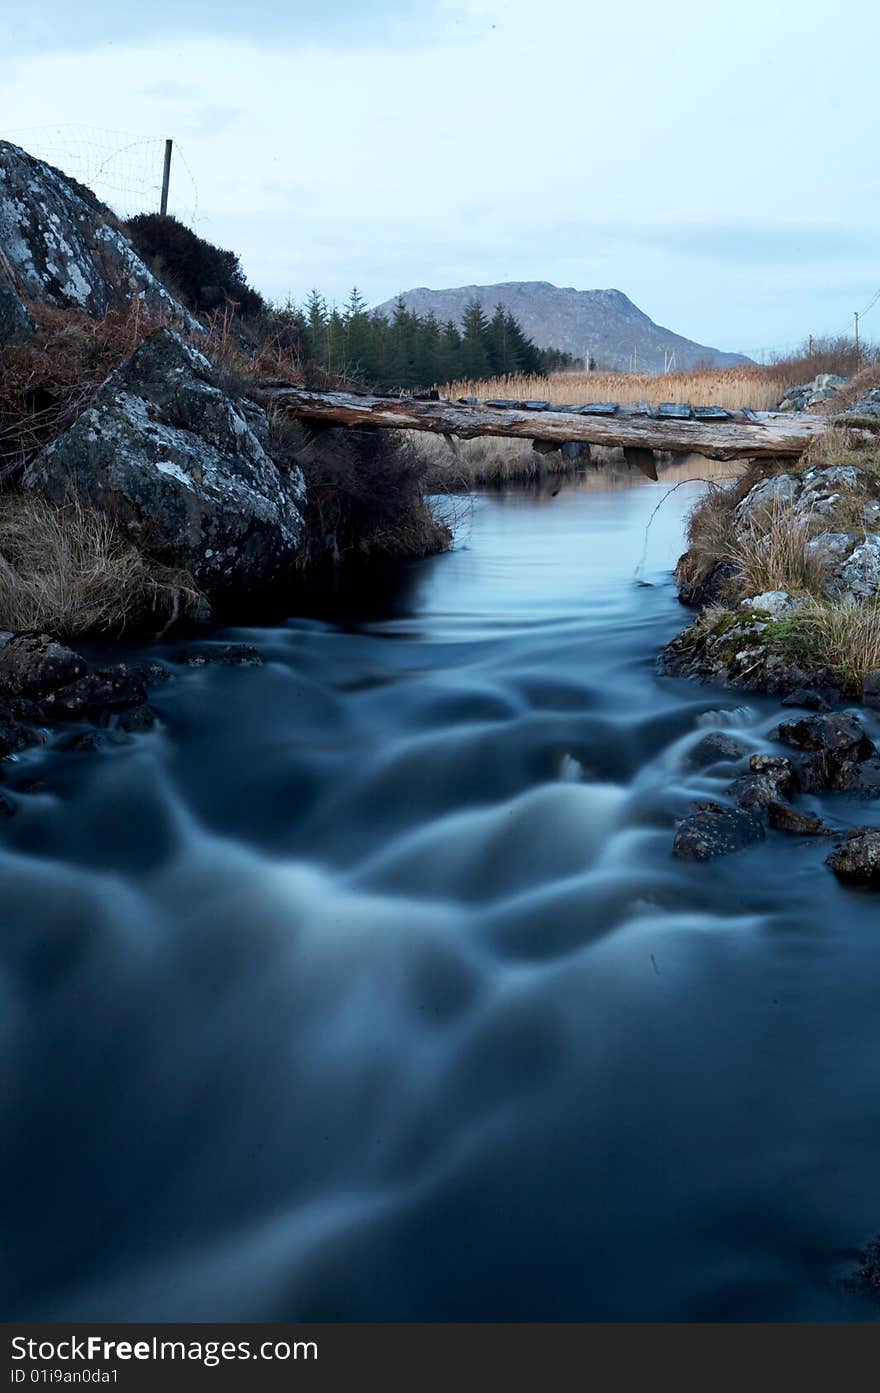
3;0;879;358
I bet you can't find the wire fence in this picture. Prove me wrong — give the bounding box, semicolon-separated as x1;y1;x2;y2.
3;124;199;225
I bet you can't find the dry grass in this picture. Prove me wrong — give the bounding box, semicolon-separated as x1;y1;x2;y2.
0;300;165;478
445;367;788;411
443;341;868;414
727;499;827;597
796;598;880;687
0;492;203;637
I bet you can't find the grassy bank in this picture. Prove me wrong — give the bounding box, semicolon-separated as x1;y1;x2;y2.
668;428;880;694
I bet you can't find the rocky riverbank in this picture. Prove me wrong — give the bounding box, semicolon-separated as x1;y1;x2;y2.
0;139;451;784
663;382;880;870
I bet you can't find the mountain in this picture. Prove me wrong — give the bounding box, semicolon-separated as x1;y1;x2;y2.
374;282;750;374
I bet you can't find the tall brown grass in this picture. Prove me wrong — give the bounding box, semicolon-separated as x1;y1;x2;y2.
445;367;797;412
444;341;868;414
0;493;203;637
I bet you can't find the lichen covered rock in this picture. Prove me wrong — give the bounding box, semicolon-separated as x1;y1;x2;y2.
0;140;196;327
826;829;880;885
23;330;306;595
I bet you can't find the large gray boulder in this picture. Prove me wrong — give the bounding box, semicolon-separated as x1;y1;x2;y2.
0;141;197;329
23;330;306;595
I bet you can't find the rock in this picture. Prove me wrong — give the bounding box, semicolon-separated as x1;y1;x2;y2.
835;386;880;425
749;753;796;796
0;632;86;698
804;531;857;572
44;665;148;717
780;688;834;712
826;829;880;885
739;590;801;618
775;712;876;761
862;670;880;707
0;141;198;327
767;801;833;835
59;730;107;753
673;801;766;861
730;772;785;811
0;697;44;759
673;554;737;608
116;704;158;733
175;642;263;667
687;731;749;767
23;330;306;596
735;473;801;523
775;712;878;793
777;374;848;412
0;274;33;344
829;535;880;602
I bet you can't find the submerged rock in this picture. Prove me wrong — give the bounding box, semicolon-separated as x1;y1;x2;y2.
23;330;306;596
780;688;834;713
826;829;880;885
175;642;263;667
767;801;833;835
0;632;86;698
673;801;765;861
687;731;749;766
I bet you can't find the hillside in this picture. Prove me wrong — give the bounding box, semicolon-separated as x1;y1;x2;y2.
375;282;750;374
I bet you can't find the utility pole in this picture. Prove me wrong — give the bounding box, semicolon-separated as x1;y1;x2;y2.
159;139;173;216
808;334;813;356
855;311;860;361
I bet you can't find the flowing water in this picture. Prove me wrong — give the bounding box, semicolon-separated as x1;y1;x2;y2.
3;458;880;1321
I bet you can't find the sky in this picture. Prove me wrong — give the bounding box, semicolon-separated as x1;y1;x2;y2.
2;0;879;359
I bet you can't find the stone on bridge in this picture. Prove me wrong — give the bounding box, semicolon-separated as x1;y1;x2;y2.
656;402;693;419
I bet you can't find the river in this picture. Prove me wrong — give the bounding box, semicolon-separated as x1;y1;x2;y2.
3;457;880;1321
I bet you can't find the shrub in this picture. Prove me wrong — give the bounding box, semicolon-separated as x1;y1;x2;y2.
0;492;202;637
125;214;265;319
272;419;451;567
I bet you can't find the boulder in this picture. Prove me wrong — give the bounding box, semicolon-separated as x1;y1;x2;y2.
804;531;857;574
23;330;306;596
0;632;86;698
730;772;786;811
775;712;876;761
767;801;833;835
780;688;834;713
835;387;880;426
673;801;765;861
0;141;197;327
774;712;879;792
749;753;796;796
829;535;880;602
826;829;880;885
739;590;801;618
687;731;749;767
734;473;800;523
44;665;148;718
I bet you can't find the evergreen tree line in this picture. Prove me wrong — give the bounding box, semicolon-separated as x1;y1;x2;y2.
277;290;574;390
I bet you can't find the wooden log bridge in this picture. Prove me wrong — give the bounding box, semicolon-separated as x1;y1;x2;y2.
264;385;833;462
